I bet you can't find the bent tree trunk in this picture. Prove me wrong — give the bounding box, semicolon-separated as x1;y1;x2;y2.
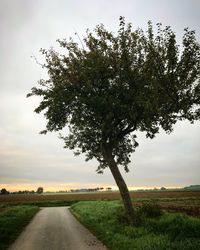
103;148;135;224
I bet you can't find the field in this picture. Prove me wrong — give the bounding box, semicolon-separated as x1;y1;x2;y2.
0;191;199;249
1;191;199;202
71;200;200;250
1;191;200;217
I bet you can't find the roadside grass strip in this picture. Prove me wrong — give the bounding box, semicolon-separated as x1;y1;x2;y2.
0;205;39;250
71;200;200;250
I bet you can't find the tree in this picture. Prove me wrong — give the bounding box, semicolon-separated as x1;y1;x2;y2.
28;17;200;223
1;188;9;195
37;187;44;194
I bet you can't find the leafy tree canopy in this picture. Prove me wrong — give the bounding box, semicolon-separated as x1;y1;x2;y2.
0;188;10;195
37;187;44;194
28;17;200;174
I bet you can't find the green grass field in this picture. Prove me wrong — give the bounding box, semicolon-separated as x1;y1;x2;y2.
0;205;39;250
71;200;200;250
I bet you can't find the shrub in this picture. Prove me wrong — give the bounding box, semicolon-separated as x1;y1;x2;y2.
139;201;163;218
116;207;129;225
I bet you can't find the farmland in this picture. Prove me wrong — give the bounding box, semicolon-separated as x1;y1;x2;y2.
0;191;200;249
0;190;200;217
1;190;199;203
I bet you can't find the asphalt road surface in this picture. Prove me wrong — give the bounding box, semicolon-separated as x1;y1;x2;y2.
9;207;107;250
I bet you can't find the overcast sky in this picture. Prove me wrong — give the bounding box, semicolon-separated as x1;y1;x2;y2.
0;0;200;192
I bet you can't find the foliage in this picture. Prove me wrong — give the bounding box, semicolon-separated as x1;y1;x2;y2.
28;17;200;174
133;202;163;226
146;213;200;241
0;205;39;249
71;201;200;250
37;187;44;194
12;190;35;194
138;201;163;218
1;188;10;195
184;185;200;191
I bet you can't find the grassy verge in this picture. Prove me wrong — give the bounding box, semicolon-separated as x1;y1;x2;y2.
71;201;200;250
0;200;79;207
0;205;39;250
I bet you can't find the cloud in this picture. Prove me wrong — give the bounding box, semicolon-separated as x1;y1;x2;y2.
0;0;199;190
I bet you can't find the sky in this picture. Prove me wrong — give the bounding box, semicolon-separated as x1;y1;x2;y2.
0;0;200;192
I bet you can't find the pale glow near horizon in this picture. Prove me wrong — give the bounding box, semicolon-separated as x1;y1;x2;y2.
0;183;183;193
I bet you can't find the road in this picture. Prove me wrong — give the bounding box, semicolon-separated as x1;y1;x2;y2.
9;207;107;250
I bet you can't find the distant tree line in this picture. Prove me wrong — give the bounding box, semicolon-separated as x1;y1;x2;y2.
0;186;111;194
1;185;199;195
12;190;36;194
69;187;110;193
0;187;44;195
183;185;200;191
0;188;10;195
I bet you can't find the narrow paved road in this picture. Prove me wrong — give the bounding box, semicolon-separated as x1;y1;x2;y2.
9;207;107;250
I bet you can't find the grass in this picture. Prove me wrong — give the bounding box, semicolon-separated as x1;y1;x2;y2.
0;200;80;250
0;200;79;207
71;200;200;250
0;205;39;250
0;195;199;249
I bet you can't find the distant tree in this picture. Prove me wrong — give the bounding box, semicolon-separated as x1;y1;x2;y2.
184;185;200;191
28;17;200;223
160;187;166;191
37;187;44;194
0;188;9;195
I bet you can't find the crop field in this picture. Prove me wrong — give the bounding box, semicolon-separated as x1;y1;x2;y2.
1;191;199;202
0;191;200;216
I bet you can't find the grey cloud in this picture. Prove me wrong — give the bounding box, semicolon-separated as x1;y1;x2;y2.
0;0;200;190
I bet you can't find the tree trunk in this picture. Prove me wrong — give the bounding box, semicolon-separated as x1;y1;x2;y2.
103;147;135;224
